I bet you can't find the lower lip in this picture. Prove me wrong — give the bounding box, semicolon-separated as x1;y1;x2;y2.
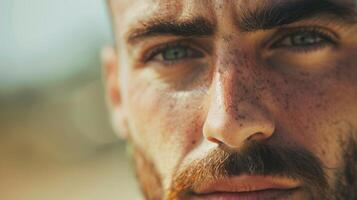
191;188;300;200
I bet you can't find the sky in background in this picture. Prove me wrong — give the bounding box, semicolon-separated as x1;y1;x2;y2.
0;0;112;91
0;1;140;199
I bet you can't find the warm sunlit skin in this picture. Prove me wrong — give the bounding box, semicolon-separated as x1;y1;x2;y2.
103;0;357;199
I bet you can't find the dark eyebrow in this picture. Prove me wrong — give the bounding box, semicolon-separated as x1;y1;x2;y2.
239;0;357;32
126;17;215;44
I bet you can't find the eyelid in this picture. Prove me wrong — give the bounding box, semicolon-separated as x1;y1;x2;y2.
141;40;208;62
268;26;339;49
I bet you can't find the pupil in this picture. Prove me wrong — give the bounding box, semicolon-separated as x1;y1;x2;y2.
164;47;187;60
293;33;318;46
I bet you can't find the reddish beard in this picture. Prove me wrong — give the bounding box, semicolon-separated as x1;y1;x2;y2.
130;140;356;200
166;142;331;200
131;144;164;200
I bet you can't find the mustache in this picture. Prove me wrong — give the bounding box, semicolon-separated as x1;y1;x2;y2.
167;142;331;199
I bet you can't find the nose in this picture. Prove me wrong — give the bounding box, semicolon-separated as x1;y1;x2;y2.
203;70;275;149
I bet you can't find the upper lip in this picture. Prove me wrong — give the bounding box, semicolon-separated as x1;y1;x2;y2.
193;175;301;194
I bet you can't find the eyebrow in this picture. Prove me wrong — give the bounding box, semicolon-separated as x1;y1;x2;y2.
124;0;356;44
126;17;215;44
239;0;357;32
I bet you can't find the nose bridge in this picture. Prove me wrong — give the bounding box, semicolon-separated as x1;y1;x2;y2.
203;43;275;148
206;65;254;134
214;67;242;116
214;42;253;108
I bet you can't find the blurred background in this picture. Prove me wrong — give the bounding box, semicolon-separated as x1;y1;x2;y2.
0;0;140;199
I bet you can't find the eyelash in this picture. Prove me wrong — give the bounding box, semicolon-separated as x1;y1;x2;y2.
143;42;201;62
142;26;338;62
270;26;337;52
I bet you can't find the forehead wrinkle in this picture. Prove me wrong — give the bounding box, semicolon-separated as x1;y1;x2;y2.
131;0;216;26
114;0;183;37
122;1;180;36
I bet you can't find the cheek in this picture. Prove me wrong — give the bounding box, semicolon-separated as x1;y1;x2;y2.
269;65;357;181
125;77;206;185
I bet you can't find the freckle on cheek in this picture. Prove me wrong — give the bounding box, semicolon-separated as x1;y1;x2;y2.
321;149;326;156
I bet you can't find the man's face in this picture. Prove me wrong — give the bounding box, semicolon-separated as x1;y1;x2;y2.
104;0;357;199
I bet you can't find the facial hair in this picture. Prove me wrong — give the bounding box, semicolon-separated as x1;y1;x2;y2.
129;140;356;200
129;144;163;200
333;137;357;200
166;142;331;200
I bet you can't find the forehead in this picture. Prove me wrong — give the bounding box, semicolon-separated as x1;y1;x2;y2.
110;0;214;31
109;0;356;38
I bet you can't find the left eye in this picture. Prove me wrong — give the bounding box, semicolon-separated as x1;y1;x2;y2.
280;32;324;47
273;28;335;49
152;45;203;61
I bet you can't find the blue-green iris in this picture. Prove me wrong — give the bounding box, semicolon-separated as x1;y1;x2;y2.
162;46;188;61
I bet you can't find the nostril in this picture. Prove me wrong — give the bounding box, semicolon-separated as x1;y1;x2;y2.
207;136;223;144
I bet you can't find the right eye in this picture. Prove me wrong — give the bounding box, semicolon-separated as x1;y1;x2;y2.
149;44;204;62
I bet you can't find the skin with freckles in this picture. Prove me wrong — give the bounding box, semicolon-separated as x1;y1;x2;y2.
103;0;357;199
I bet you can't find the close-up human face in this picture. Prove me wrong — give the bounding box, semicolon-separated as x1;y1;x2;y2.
104;0;357;199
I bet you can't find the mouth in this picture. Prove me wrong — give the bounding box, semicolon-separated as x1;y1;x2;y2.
189;175;301;200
